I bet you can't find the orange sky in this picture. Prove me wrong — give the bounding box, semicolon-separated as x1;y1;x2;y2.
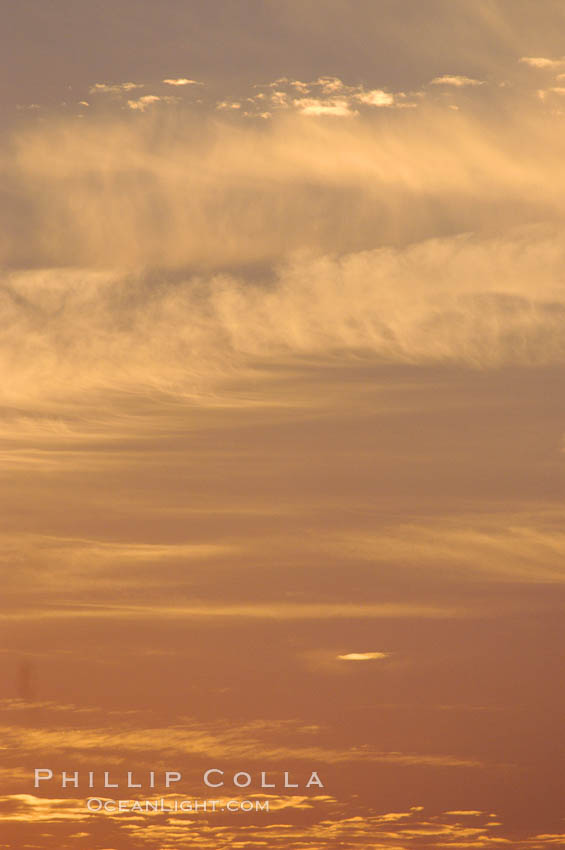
2;2;565;848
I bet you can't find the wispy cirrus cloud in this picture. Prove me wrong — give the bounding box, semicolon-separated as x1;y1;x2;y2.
2;602;461;623
2;227;565;420
0;717;483;768
335;513;565;584
1;796;559;848
0;794;87;823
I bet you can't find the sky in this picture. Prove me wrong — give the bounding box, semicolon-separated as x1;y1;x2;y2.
1;1;565;848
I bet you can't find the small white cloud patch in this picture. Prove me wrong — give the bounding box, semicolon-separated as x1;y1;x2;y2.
337;652;389;661
355;89;395;107
127;95;179;111
216;101;242;110
294;98;356;117
430;75;485;87
520;56;565;69
162;78;202;86
89;81;142;94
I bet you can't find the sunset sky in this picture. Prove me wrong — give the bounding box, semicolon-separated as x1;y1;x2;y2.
2;2;565;848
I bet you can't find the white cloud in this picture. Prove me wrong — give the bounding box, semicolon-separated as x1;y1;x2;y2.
355;89;395;107
89;81;142;94
293;97;356;116
314;76;350;94
337;652;389;661
246;78;415;117
290;80;310;93
445;810;484;816
520;56;565;69
430;75;485;87
0;794;87;823
127;95;178;111
270;90;289;106
216;100;242;110
162;77;201;86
